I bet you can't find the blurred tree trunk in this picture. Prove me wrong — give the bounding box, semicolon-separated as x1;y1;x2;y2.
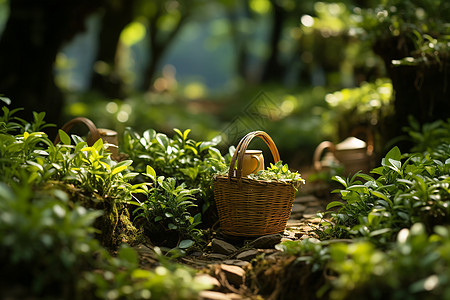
225;1;253;83
89;0;136;98
142;2;190;91
261;0;286;83
0;0;102;132
373;35;450;151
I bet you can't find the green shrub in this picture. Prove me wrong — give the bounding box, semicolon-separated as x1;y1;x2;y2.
133;166;203;248
0;182;103;298
0;183;211;299
122;127;228;225
319;143;450;243
82;245;211;300
327;223;450;300
0;105;211;299
277;224;450;300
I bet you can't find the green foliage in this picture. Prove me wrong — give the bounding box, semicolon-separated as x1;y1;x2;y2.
0;106;143;247
402;116;450;153
0;106;212;298
0;182;103;297
246;160;306;190
82;245;211;300
122;127;228;213
277;224;450;300
353;0;450;65
134;168;203;248
325;78;393;128
327;223;450;300
319;143;450;242
51;132;144;248
275;238;331;273
0;182;210;299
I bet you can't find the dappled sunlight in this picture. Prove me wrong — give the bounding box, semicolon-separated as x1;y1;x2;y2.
1;0;450;298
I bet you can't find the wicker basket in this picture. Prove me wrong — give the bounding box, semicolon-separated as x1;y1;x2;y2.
213;131;297;237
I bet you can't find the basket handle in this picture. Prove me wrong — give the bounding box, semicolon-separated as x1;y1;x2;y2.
53;117;101;146
313;141;335;171
228;131;280;180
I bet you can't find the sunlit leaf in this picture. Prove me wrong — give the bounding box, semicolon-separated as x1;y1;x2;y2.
156;133;169;150
58;129;71;145
332;175;347;188
111;164;127;175
146;165;157;181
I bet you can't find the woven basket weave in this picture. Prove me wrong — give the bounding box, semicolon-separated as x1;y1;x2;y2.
213;131;296;237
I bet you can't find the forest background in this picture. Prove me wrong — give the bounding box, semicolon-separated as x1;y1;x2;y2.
0;0;449;168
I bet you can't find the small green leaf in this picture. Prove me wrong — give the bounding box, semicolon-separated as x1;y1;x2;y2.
385;146;402;162
370;167;384;175
111;164;127;175
326;201;344;210
0;96;11;105
174;128;183;138
146;165;157;181
183;129;191;140
58;129;71;145
156;133;169;150
185;145;198;155
143;129;156;142
371;190;392;207
332;176;347;188
388;158;401;170
178;239;194;249
92;138;104;152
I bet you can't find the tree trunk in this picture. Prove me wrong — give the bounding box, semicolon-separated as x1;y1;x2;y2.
373;35;450;151
142;4;190;92
90;0;136;98
261;1;286;83
0;0;101;133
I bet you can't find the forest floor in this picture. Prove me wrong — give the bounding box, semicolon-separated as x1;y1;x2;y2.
134;167;336;300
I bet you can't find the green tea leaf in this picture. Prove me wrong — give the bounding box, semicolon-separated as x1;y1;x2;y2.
369;228;391;237
183;129;191;140
385;146;402;162
111;164;127;175
58;129;71;145
174;128;183;138
92;138;104;152
146;165;157;181
332;176;347;188
371;190;392;207
156;133;169;150
143;129;156;142
326;201;344;210
388;158;401;171
370;167;384;175
185;145;198;155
